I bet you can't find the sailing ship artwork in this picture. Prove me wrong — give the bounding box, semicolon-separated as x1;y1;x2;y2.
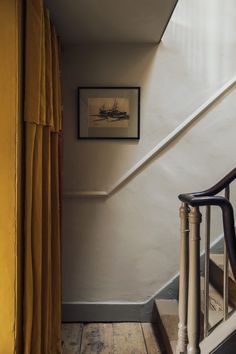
78;87;140;139
88;97;130;128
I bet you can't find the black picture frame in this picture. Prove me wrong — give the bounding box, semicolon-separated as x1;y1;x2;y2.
78;86;140;140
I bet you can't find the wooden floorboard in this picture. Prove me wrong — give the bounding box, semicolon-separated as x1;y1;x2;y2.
113;323;147;354
62;322;163;354
80;323;113;354
62;323;83;354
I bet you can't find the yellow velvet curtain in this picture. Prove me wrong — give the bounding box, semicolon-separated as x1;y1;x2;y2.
24;1;62;353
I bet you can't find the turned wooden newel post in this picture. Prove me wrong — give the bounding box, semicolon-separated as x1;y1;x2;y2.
187;207;202;354
177;202;190;354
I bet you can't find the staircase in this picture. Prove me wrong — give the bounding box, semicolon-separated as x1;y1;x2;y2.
154;167;236;354
154;253;236;353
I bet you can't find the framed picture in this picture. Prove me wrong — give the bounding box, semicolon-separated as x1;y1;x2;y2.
78;87;140;139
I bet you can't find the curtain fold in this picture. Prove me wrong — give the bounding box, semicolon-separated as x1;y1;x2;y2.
24;1;62;353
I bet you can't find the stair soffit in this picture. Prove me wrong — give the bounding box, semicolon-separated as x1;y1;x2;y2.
44;0;178;44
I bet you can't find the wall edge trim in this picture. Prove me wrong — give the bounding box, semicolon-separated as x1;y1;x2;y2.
63;76;236;198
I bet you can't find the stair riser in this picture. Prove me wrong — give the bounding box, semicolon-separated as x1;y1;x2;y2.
155;309;174;354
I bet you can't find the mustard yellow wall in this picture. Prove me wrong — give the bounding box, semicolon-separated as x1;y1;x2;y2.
0;0;22;353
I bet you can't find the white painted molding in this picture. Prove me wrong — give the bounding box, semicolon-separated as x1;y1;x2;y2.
63;76;236;199
64;191;108;198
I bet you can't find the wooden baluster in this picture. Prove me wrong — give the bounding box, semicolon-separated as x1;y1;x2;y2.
223;242;229;321
204;205;211;337
177;203;190;354
187;207;202;354
224;185;230;320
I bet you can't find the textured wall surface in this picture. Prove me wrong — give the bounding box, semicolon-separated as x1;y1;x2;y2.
62;0;236;303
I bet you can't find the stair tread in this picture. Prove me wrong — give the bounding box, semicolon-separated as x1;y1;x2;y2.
200;276;232;327
155;299;178;354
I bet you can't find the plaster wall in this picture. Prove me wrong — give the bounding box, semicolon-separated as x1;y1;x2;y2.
62;0;236;303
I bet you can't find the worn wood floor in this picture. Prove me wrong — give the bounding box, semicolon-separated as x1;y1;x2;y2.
62;323;162;354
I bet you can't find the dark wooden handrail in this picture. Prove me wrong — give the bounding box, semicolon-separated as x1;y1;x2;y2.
180;167;236;198
179;194;236;279
178;169;236;280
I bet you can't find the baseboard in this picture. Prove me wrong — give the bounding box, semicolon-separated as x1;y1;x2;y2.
62;235;224;322
62;301;155;323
